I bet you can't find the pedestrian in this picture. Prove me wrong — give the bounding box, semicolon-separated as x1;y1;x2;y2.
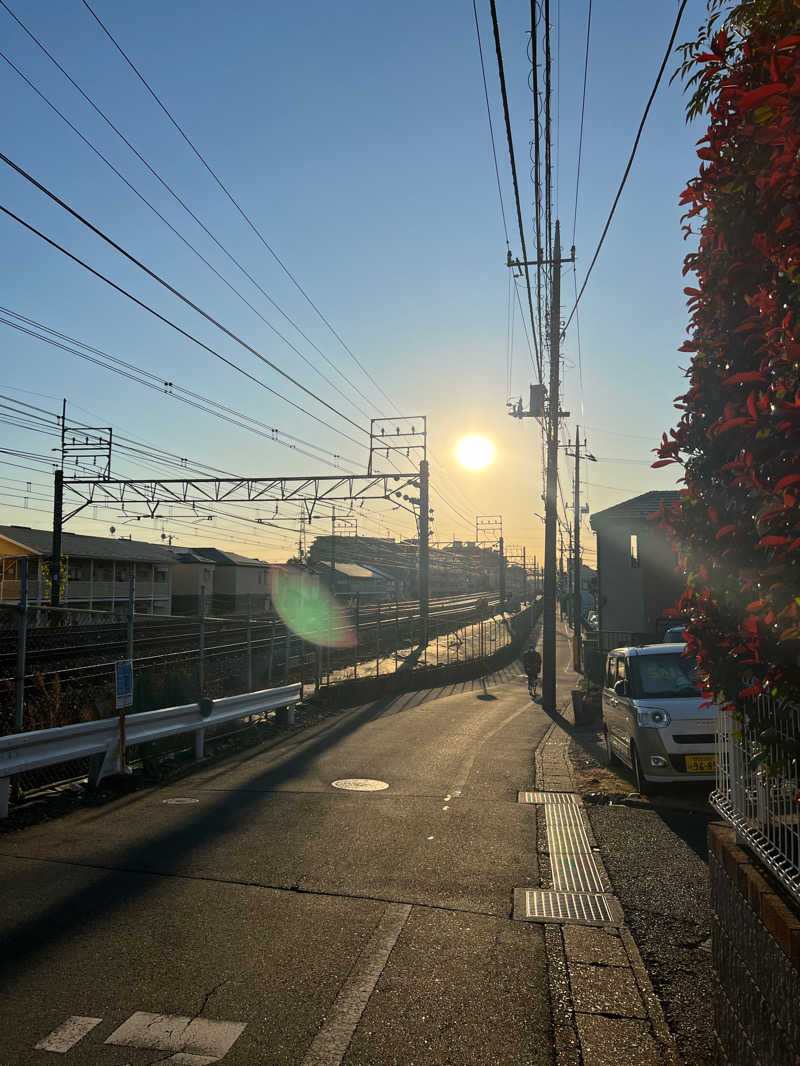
523;645;542;697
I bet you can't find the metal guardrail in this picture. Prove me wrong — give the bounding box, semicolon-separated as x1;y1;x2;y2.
0;683;301;818
712;698;800;908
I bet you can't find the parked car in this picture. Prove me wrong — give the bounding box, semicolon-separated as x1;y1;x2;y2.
602;643;716;793
662;625;687;643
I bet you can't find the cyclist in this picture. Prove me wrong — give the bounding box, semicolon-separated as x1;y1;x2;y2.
523;646;542;697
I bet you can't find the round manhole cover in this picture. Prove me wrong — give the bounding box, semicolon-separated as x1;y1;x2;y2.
331;779;389;792
163;798;200;805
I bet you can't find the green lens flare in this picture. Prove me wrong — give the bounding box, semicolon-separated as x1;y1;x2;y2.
270;568;355;648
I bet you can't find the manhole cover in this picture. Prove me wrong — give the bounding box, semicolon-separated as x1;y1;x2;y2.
331;779;389;791
163;798;200;805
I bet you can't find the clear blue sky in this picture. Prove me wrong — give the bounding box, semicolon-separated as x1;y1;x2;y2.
0;0;709;564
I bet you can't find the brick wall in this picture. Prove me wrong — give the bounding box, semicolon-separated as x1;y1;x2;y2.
708;823;800;1066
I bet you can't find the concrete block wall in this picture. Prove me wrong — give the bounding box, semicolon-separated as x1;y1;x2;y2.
708;823;800;1066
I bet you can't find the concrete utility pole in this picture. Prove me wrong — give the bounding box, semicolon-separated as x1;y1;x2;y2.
498;535;506;605
573;427;582;671
542;221;561;713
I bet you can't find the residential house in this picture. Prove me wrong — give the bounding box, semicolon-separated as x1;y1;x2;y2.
589;491;684;648
0;525;174;613
173;547;271;615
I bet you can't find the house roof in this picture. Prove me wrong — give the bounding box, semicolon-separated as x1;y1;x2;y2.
190;547;269;568
172;549;217;566
0;525;177;563
589;491;682;531
316;561;379;580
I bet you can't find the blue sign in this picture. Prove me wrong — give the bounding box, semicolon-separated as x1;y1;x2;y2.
115;659;133;710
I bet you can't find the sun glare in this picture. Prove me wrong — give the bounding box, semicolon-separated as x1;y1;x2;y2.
456;435;494;470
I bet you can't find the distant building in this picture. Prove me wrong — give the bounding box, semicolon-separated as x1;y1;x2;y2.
589;491;684;646
313;560;396;603
171;546;270;615
0;525;174;613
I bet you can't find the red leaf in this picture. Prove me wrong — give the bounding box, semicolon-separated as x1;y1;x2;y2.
715;525;735;539
737;83;788;109
757;535;791;547
651;459;676;468
774;473;800;491
723;371;767;385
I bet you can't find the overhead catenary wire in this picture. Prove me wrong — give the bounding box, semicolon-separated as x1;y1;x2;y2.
78;0;399;417
0;49;374;424
0;1;382;418
563;0;689;334
0;150;370;439
0;199;369;452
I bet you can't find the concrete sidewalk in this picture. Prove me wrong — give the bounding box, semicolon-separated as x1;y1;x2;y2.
529;624;681;1066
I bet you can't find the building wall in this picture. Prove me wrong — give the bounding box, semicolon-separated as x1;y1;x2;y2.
596;522;645;632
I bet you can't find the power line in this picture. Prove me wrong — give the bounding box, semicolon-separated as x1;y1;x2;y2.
0;200;367;451
472;0;509;247
488;0;541;381
571;0;592;248
0;49;374;425
78;0;399;417
563;0;689;334
0;1;383;418
0;150;370;439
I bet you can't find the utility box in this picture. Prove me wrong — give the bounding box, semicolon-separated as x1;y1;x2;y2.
529;384;546;417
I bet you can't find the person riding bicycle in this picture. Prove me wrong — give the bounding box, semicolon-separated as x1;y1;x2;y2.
523;646;542;696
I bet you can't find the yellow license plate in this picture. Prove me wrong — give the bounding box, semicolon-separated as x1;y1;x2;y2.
685;754;716;774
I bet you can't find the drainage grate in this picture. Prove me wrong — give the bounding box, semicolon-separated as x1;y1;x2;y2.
518;791;582;805
551;852;605;893
517;889;620;925
545;806;592;854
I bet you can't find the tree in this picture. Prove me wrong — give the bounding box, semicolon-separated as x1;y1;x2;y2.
655;0;800;751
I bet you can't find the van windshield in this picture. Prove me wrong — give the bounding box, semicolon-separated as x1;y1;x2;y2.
630;653;701;699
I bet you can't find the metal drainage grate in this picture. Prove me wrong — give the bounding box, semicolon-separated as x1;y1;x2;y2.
516;889;620;925
517;791;582;805
551;852;605;893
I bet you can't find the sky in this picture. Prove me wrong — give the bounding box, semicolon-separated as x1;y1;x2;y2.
0;0;711;567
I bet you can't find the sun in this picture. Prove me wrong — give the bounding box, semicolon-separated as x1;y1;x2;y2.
456;435;494;470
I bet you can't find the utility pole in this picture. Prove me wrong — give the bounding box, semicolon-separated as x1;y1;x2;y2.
542;221;561;713
50;468;63;607
573;427;582;670
522;546;527;601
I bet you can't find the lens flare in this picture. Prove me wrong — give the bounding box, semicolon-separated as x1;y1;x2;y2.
270;567;355;648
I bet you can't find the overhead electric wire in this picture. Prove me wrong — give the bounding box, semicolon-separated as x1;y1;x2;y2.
0;52;373;423
0;151;370;440
0;1;381;418
0;308;360;469
472;0;510;248
563;0;689;334
0;199;368;451
78;0;398;417
488;0;541;381
571;0;591;249
530;1;544;354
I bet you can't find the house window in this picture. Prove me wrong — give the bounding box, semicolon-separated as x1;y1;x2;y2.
154;568;168;583
630;534;639;568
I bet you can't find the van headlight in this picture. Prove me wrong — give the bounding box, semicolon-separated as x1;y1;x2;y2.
636;709;671;728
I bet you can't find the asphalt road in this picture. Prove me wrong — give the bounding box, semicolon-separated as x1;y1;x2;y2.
0;668;554;1066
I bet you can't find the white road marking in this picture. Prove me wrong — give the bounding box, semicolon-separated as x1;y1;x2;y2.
35;1016;102;1053
427;835;434;840
300;903;411;1066
105;1012;245;1062
442;805;449;810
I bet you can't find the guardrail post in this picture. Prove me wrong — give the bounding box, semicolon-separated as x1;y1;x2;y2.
15;558;28;732
199;585;206;695
246;595;253;691
354;594;359;679
376;600;381;678
0;779;8;819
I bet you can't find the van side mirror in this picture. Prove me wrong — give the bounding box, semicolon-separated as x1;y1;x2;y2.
613;679;628;698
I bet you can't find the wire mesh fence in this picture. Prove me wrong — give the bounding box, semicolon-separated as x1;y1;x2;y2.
712;695;800;908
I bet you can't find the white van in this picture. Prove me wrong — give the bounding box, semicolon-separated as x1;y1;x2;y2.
602;644;717;793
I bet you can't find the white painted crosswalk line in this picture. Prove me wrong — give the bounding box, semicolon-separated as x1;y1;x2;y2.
104;1011;246;1062
35;1016;103;1053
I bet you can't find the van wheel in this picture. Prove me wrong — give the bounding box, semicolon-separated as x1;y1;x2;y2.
631;743;652;796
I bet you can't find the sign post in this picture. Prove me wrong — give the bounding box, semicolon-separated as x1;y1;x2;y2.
115;659;133;774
